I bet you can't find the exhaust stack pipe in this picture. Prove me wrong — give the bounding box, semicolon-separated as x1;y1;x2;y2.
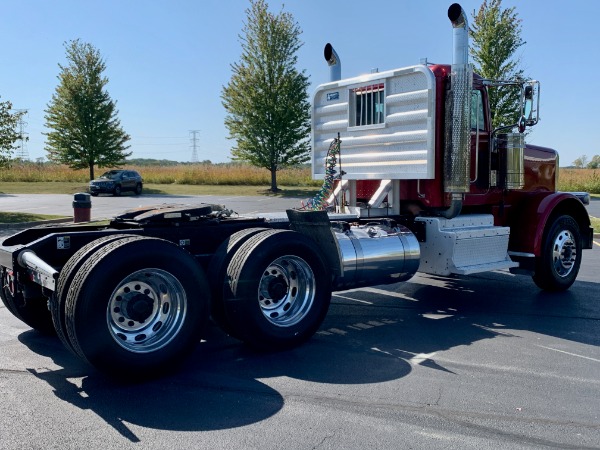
448;3;469;66
442;3;472;218
324;43;341;82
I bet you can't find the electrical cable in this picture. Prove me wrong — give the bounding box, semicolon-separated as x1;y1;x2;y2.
300;136;341;210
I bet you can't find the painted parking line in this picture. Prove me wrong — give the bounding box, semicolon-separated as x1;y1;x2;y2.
594;240;600;247
537;345;600;363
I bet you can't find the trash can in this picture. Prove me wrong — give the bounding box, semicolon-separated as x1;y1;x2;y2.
73;193;92;223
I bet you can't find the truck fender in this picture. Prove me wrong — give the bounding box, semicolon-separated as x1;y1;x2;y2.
508;192;592;256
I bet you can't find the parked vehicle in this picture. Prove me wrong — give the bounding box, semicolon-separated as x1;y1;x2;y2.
0;3;592;379
89;170;143;196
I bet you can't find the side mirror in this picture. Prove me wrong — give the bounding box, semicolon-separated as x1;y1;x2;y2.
519;81;539;131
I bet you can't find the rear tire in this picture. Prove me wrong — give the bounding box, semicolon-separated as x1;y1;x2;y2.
532;215;582;291
208;227;268;336
52;235;142;355
223;230;331;350
64;237;210;378
135;183;143;195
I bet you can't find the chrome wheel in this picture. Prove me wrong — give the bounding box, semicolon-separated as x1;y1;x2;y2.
107;268;187;353
258;255;315;327
552;229;577;277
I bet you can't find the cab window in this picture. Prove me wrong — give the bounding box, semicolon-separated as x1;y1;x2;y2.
471;90;485;131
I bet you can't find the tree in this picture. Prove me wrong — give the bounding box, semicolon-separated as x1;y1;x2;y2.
45;40;131;180
470;0;526;130
222;0;311;192
587;155;600;169
572;155;588;169
0;99;27;167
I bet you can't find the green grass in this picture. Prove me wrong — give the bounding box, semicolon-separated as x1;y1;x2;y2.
0;182;319;198
0;212;68;224
590;215;600;233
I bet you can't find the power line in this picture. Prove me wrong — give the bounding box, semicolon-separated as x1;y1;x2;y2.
14;109;29;160
189;130;200;163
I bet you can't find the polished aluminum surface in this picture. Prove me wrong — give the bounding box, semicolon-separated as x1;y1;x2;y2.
445;3;472;194
333;224;420;290
107;268;187;353
499;133;525;190
257;255;316;328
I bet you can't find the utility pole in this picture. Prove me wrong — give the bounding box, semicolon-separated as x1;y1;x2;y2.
189;130;200;163
15;109;29;161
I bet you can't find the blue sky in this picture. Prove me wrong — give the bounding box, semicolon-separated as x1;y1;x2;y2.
2;0;598;166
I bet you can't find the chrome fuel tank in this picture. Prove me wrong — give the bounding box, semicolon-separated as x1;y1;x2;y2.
333;223;420;290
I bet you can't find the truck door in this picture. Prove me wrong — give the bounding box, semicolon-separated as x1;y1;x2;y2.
470;88;491;191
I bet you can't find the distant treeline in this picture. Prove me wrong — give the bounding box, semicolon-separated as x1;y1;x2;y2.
127;158;214;166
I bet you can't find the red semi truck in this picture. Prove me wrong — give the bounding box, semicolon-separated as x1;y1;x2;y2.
0;3;593;378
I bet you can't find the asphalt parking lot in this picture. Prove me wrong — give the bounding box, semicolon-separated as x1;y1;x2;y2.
1;194;599;449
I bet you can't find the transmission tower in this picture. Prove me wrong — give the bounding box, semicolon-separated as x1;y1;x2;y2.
15;109;29;161
189;130;200;163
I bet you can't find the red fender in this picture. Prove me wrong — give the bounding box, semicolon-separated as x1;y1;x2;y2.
508;192;591;256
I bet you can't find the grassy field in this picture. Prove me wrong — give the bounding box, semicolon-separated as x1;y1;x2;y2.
0;212;67;223
559;168;600;194
1;163;598;193
0;162;322;187
591;216;600;232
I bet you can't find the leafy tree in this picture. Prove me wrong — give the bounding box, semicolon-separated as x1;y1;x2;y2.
0;99;27;167
587;155;600;169
470;0;526;129
45;40;131;180
572;155;588;169
222;0;311;192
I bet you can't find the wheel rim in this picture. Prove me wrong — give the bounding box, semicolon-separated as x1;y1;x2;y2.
107;268;187;353
552;229;577;277
257;255;315;327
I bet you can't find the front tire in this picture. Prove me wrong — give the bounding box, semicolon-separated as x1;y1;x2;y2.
135;183;143;195
533;215;582;291
223;230;331;350
113;185;122;196
64;237;210;377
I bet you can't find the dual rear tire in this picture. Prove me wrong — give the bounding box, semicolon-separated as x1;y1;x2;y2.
55;236;209;378
211;229;332;350
51;229;331;376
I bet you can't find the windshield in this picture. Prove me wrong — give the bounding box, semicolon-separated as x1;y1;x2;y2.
99;171;122;180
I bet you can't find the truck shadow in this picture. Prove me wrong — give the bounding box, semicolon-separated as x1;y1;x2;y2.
18;331;284;442
17;270;599;442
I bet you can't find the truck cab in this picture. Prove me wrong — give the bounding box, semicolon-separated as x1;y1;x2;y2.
311;4;592;291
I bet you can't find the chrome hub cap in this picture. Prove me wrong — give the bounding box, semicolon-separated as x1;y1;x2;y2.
107;269;187;353
552;230;577;277
258;255;315;327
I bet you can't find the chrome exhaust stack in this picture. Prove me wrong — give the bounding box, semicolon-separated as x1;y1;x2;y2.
324;43;341;82
442;3;472;218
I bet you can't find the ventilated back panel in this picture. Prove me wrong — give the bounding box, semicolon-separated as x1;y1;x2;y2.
312;65;436;180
